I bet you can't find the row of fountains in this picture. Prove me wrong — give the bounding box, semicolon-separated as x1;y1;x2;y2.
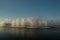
0;17;60;37
0;18;47;28
0;17;60;28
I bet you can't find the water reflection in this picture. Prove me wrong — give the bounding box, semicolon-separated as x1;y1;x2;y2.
0;27;42;37
0;26;60;37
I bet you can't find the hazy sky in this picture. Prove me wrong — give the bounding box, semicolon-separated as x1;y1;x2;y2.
0;0;60;19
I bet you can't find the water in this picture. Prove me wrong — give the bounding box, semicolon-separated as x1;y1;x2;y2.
0;27;60;40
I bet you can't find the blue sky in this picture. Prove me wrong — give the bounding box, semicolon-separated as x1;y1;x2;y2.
0;0;60;19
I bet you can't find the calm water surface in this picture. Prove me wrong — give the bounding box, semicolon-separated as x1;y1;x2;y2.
0;27;60;40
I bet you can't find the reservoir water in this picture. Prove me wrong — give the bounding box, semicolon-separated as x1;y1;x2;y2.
0;26;60;40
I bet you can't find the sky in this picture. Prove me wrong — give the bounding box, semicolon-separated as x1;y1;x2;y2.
0;0;60;20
